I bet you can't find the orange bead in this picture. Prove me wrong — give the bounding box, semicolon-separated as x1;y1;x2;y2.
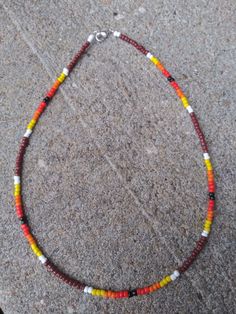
176;88;185;98
104;291;109;298
207;216;213;222
15;195;22;205
156;62;165;71
207;170;214;180
107;291;112;298
207;212;214;218
26;234;36;245
53;80;61;90
207;209;214;214
111;292;116;298
149;285;155;292
33;111;41;120
154;282;161;289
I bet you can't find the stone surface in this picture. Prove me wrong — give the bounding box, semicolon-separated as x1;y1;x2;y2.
0;1;235;313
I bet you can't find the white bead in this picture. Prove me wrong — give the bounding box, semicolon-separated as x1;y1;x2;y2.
113;31;121;38
87;287;93;294
63;68;69;76
203;153;210;160
84;286;89;293
170;270;180;281
87;34;95;43
14;176;20;184
38;255;47;264
24;129;32;138
146;52;153;59
202;230;209;237
186;106;193;113
173;270;180;277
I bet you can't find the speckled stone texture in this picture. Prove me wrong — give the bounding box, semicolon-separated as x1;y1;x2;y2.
0;1;235;313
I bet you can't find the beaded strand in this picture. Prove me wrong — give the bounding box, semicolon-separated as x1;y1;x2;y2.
14;30;215;298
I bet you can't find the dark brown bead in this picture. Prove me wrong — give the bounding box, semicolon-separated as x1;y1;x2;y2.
178;265;187;273
16;156;23;162
191;251;198;258
120;34;148;55
67;42;90;71
45;260;84;290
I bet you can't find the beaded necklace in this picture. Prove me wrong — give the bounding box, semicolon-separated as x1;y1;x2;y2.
14;30;215;299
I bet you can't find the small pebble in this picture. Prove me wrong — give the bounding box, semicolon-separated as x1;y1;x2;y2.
114;13;125;20
138;7;146;14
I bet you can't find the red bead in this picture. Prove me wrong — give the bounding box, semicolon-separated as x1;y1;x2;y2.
123;290;129;298
137;288;142;295
170;81;179;90
51;87;57;95
162;69;170;77
47;87;56;97
118;291;123;298
208;200;215;210
47;90;54;98
38;102;47;112
16;211;24;218
21;224;30;236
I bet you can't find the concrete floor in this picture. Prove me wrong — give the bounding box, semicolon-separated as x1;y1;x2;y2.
0;1;235;313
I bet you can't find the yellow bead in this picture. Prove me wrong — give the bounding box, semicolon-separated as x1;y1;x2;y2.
166;276;172;283
160;276;168;287
31;244;37;251
31;243;41;255
204;159;213;170
35;249;43;257
14;185;21;193
57;73;66;83
100;290;106;297
204;226;211;232
91;289;97;296
150;56;160;65
27;119;37;130
14;190;20;196
181;97;189;108
204;220;212;227
204;222;212;228
160;279;166;287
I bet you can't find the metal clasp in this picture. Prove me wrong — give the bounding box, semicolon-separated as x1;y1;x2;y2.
94;29;113;42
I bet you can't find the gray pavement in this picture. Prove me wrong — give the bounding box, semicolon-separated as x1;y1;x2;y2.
0;1;235;313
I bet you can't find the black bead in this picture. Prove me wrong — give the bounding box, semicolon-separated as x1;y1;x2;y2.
167;76;175;82
43;96;50;104
19;216;28;224
128;289;137;298
209;192;215;200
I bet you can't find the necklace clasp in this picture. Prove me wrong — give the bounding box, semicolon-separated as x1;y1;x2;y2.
94;29;113;42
